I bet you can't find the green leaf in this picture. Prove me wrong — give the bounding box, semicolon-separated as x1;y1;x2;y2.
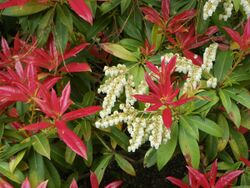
32;134;50;159
224;88;250;109
55;16;68;53
0;124;4;143
100;0;121;15
157;125;178;170
229;127;249;160
179;116;199;140
56;5;73;33
214;50;233;82
151;24;163;51
217;114;229;152
2;2;49;16
119;38;142;52
82;91;96;107
186;116;224;137
107;127;129;151
94;155;112;183
228;101;241;128
0;162;25;183
9;150;26;173
44;159;61;188
115;154;136;176
144;148;157;168
205;135;218;162
28;150;45;187
179;124;200;169
120;0;131;14
233;0;240;11
128;64;145;86
219;89;232;113
100;43;138;62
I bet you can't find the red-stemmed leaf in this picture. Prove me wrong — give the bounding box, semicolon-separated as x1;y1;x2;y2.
105;180;123;188
67;0;93;24
56;121;87;159
215;170;243;188
90;171;99;188
166;177;189;188
60;62;91;73
62;106;101;122
69;178;78;188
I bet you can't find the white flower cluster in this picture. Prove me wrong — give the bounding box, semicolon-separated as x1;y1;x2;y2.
219;0;233;21
207;77;218;88
128;115;171;152
202;43;218;72
95;104;136;128
241;0;250;17
183;66;203;91
203;0;222;20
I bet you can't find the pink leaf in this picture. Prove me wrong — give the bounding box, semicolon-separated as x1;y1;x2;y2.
145;73;160;95
22;122;51;131
56;121;87;159
0;0;29;9
146;61;160;76
141;7;162;25
133;94;159;104
69;178;78;188
215;170;243;188
62;106;102;122
21;177;31;188
161;0;170;21
105;180;123;188
166;177;189;188
162;108;172;129
67;0;93;24
60;62;91;73
0;178;13;188
63;43;89;60
90;171;99;188
36;180;48;188
1;37;10;57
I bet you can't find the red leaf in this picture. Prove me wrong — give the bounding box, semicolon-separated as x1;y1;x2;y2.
223;27;242;47
161;0;170;21
22;122;51;131
36;180;48;188
162;108;172;129
166;177;189;188
243;17;250;42
183;50;202;66
69;178;78;188
145;73;160;95
21;178;31;188
146;61;160;76
62;43;89;60
105;180;123;188
59;82;72;115
90;171;99;188
215;170;243;188
208;159;218;187
67;0;93;24
56;121;87;159
146;103;162;111
240;157;250;167
205;26;219;36
141;7;162;25
133;94;159;104
187;166;210;188
60;62;91;73
0;0;29;9
62;106;101;122
41;77;61;91
0;178;13;188
1;37;10;57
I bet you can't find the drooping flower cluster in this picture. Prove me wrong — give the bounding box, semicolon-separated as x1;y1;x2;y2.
202;43;218;72
95;64;173;151
203;0;250;20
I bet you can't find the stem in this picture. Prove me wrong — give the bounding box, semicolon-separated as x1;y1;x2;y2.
95;132;113;152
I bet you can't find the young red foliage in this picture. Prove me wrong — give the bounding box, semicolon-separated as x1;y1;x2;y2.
223;17;250;52
167;160;244;188
134;56;193;128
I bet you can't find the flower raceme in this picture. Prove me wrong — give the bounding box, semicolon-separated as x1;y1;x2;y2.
22;82;102;159
167;160;244;188
0;0;93;24
223;17;250;52
134;56;193;129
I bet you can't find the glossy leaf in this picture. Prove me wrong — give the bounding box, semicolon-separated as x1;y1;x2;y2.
90;171;99;188
94;155;112;183
9;150;26;173
115;154;136;176
32;134;50;159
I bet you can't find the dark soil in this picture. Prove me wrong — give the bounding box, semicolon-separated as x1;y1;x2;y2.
101;153;187;188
